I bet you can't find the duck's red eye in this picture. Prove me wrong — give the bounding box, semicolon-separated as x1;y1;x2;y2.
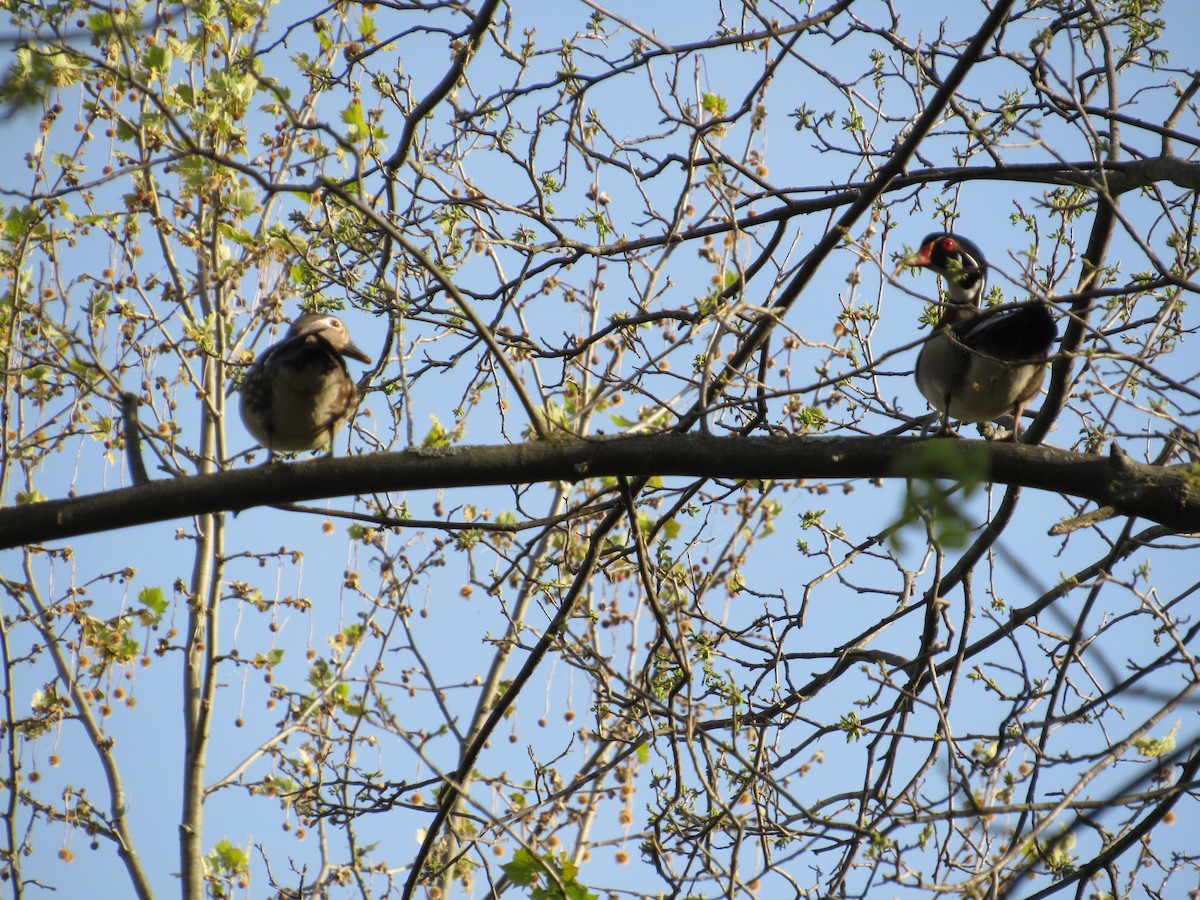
940;237;957;252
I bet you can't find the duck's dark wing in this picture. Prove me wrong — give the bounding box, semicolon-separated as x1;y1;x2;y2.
267;333;348;375
952;303;1057;361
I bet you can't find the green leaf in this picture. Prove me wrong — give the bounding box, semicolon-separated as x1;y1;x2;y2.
1022;827;1076;873
422;415;450;449
701;92;728;115
501;848;542;886
172;83;195;108
140;43;173;78
1133;720;1179;757
231;188;258;218
838;711;866;742
500;849;598;900
889;442;990;551
207;838;250;874
138;585;168;616
895;440;989;490
88;12;115;36
5;205;40;241
342;98;369;142
217;222;256;248
253;648;285;669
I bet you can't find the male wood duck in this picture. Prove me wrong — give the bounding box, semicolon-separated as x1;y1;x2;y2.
239;312;371;456
904;233;1057;438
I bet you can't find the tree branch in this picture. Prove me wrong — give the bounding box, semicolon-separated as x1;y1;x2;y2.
6;435;1198;548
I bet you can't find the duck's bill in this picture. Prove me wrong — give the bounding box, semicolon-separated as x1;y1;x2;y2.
901;243;934;268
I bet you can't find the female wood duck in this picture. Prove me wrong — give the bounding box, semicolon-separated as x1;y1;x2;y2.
239;312;371;457
905;233;1057;438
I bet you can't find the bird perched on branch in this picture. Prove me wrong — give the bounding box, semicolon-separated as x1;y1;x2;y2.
239;312;371;457
904;233;1057;439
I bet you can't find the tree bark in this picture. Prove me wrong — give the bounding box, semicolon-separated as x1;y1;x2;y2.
5;434;1197;547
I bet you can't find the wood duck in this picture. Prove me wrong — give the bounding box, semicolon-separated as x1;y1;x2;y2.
239;312;371;456
905;233;1057;438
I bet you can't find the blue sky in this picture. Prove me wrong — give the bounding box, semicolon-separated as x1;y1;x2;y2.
4;0;1200;897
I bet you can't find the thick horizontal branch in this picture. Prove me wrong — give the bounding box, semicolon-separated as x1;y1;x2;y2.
4;435;1198;548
